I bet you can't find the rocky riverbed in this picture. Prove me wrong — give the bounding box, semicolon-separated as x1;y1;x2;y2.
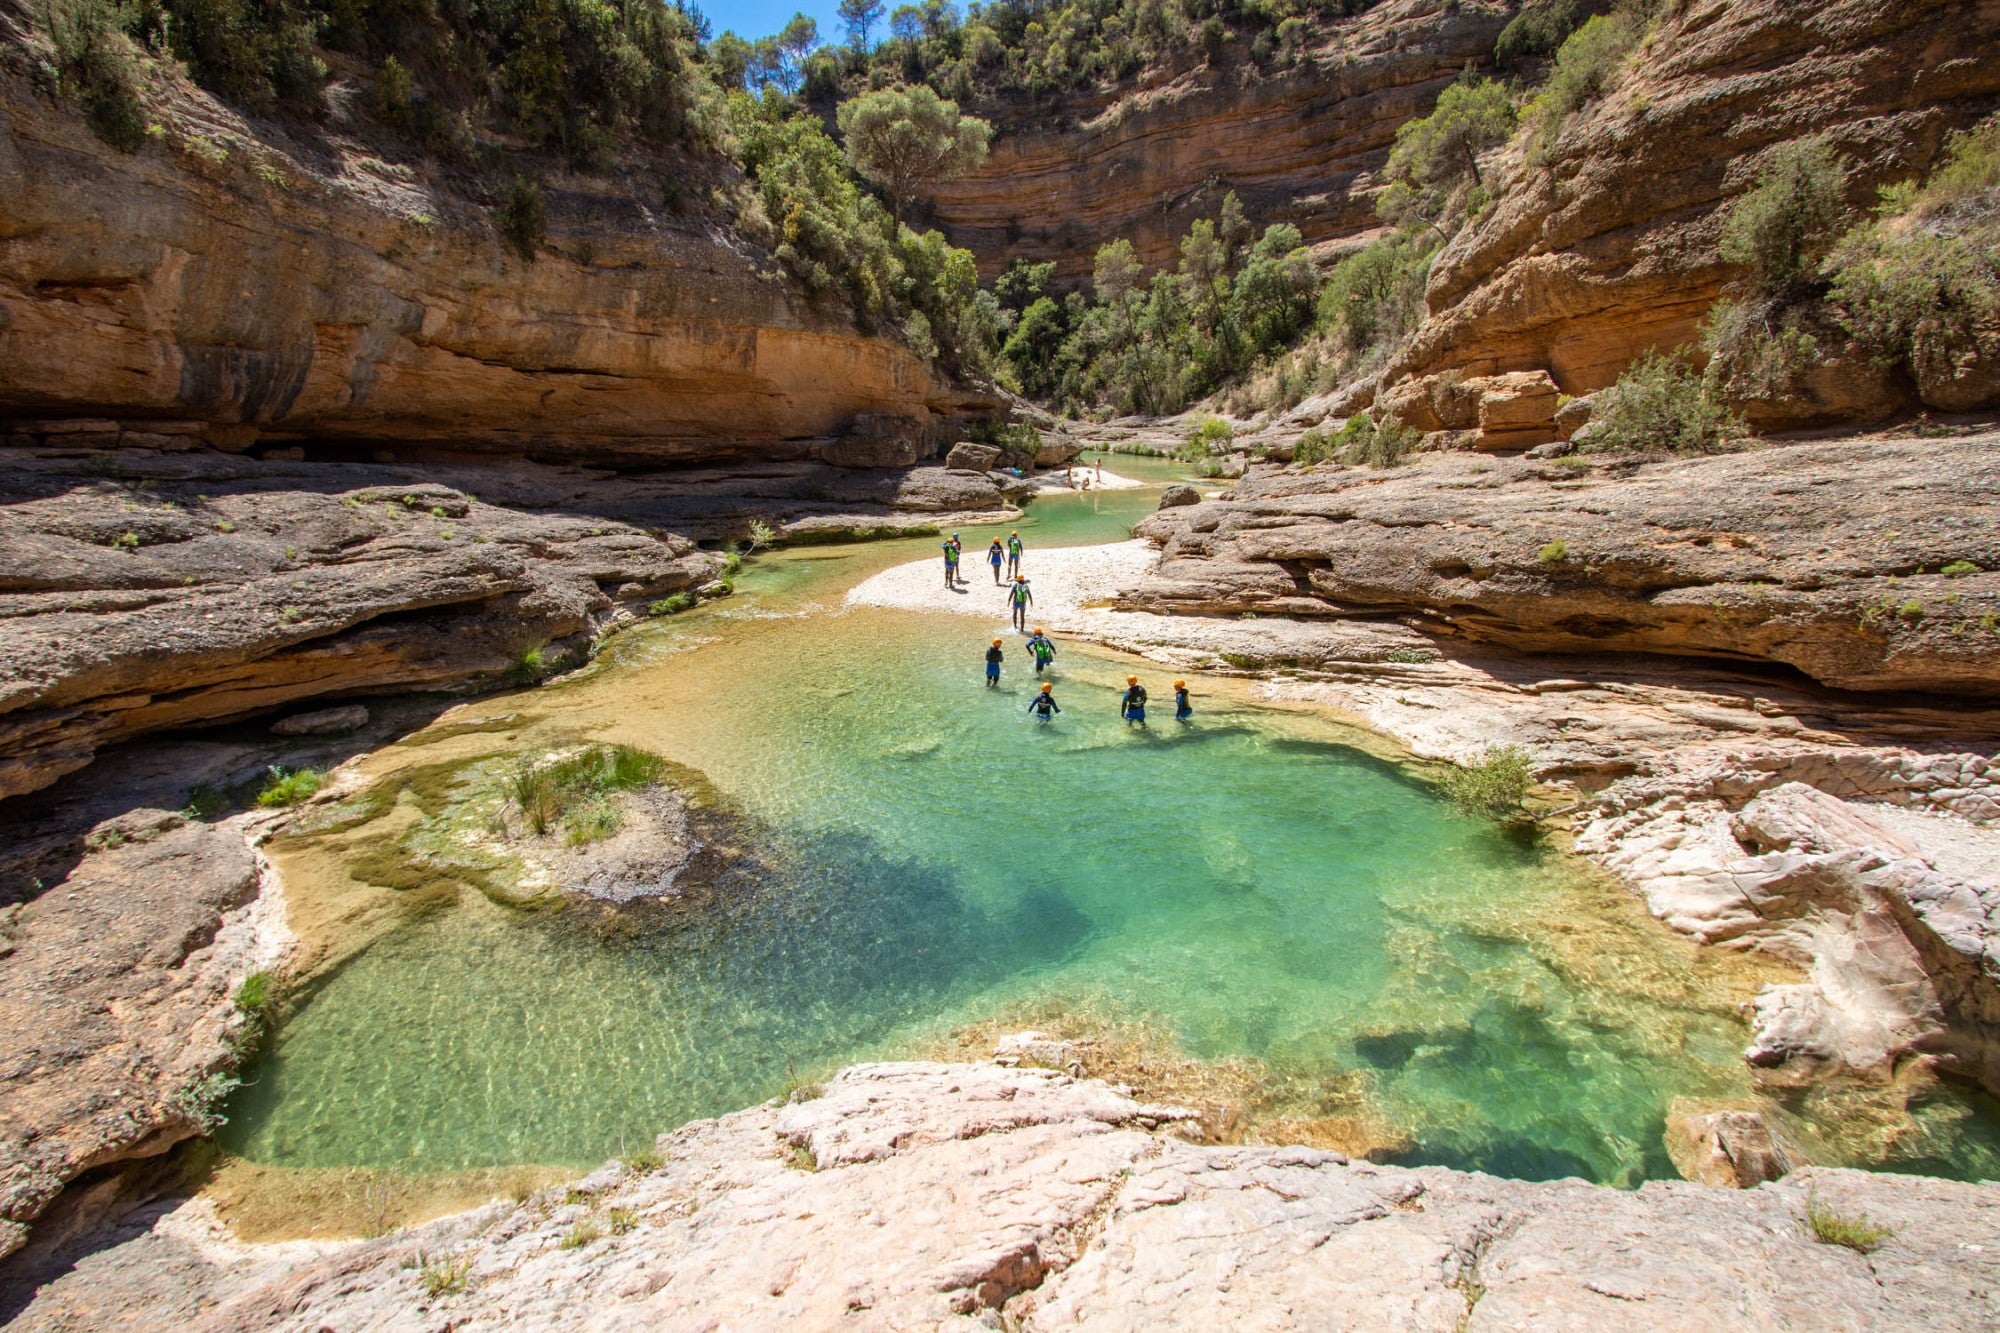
9;1059;1999;1329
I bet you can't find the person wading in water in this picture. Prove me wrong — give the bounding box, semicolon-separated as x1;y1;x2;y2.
985;637;1004;687
1027;682;1061;723
1009;575;1034;631
1174;679;1193;722
1120;676;1148;726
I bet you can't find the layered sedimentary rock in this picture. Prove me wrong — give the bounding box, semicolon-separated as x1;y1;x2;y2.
922;0;1511;283
1124;434;2000;694
1380;0;2000;422
0;446;1025;800
14;1062;2000;1328
0;57;987;460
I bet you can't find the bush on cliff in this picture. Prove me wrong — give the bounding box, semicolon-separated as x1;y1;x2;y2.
1825;114;2000;405
1377;77;1515;234
1438;746;1535;821
34;0;149;151
1523;0;1655;157
729;91;998;373
1581;348;1743;455
1719;138;1850;299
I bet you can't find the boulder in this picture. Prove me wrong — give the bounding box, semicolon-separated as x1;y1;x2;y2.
821;414;933;469
1665;1104;1793;1187
1524;439;1573;460
1034;434;1084;467
1474;371;1562;451
945;441;1002;472
1158;484;1201;509
269;704;370;736
1554;394;1594;440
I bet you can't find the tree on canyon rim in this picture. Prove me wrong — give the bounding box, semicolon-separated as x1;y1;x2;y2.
837;84;992;221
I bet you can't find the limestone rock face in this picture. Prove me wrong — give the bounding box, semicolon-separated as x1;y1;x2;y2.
1123;434;2000;695
1378;0;2000;419
920;2;1510;282
22;1062;2000;1329
0;71;989;461
945;441;1003;472
1158;483;1201;508
0;815;270;1259
267;704;368;737
1664;1106;1793;1189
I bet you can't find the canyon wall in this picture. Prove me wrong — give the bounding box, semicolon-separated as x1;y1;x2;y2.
0;50;984;462
921;0;1512;284
1381;0;2000;413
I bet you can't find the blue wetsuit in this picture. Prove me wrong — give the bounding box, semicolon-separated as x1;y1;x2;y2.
1175;687;1192;720
988;543;1005;584
1028;691;1061;722
1121;685;1147;724
985;644;1003;686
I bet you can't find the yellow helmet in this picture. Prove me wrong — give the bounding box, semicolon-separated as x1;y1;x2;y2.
1174;680;1186;688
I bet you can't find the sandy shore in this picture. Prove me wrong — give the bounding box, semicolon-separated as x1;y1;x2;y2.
1023;465;1145;493
845;539;1158;630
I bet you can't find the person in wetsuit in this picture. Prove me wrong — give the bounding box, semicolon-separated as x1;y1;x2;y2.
1174;679;1192;722
987;538;1006;585
985;637;1004;687
1027;682;1061;722
942;538;960;588
1006;531;1024;577
1026;628;1056;675
1120;676;1148;726
1009;575;1034;631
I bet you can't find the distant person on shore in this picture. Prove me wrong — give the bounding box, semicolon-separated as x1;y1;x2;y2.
985;637;1004;687
1027;682;1061;723
1120;676;1148;726
1009;574;1034;631
1006;530;1025;577
1026;628;1057;675
947;533;964;582
1174;679;1193;722
987;537;1006;585
942;538;960;588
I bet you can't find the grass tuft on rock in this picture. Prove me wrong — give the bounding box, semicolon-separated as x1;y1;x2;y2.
1437;746;1535;822
1803;1193;1893;1252
558;1219;605;1250
415;1250;473;1297
504;744;666;842
255;765;326;808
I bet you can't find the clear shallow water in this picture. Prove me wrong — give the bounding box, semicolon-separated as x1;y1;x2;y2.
223;462;2000;1185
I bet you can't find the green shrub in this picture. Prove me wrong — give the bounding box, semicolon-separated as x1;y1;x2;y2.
417;1251;473;1297
1582;348;1744;454
1495;0;1583;67
1700;300;1822;401
511;646;553;685
648;592;695;616
1293;427;1337;465
1803;1193;1893;1253
1718;138;1849;297
170;1070;242;1132
1385;647;1439;664
1180;415;1233;460
1524;7;1646;154
1377;79;1515;231
1942;560;1981;577
606;1207;638;1234
622;1146;665;1173
370;54;414;129
722;547;744;576
38;0;149;151
497;178;546;260
234;970;274;1021
1317;231;1437;362
255;765;326;808
1437;746;1535;820
1539;539;1569;564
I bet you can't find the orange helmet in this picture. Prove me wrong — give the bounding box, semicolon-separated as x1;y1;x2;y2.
1126;675;1138;684
1174;680;1186;688
1041;683;1052;692
992;637;1002;645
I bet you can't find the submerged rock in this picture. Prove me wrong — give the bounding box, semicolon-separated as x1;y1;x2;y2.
1665;1104;1793;1188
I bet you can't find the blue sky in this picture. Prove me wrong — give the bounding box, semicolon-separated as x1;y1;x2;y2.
698;0;850;43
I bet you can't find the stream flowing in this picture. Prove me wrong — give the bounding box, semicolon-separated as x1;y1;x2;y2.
220;454;2000;1191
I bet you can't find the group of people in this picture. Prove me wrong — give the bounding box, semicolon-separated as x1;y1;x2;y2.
956;525;1193;728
